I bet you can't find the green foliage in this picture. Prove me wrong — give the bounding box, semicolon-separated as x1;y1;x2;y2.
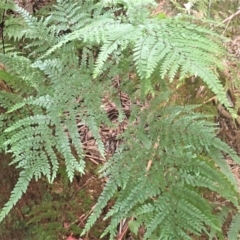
27;192;76;240
170;0;240;24
0;0;240;239
228;211;240;240
84;94;240;239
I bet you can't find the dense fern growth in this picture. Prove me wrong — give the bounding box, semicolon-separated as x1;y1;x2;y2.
0;0;240;239
84;95;240;239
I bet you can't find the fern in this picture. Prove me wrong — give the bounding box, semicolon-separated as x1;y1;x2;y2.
43;2;234;114
84;95;240;239
228;212;240;240
0;0;239;239
0;170;33;221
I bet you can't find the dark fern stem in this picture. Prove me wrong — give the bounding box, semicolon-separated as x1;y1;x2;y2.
0;0;6;54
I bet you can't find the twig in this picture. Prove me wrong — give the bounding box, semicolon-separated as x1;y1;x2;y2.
85;154;105;162
117;222;129;240
85;155;99;165
203;96;216;104
222;9;240;24
211;8;240;33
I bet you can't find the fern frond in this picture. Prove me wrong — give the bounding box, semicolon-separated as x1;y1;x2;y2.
228;212;240;240
82;180;118;234
85;116;105;158
0;170;33;222
84;93;240;239
46;10;230;110
49;0;92;33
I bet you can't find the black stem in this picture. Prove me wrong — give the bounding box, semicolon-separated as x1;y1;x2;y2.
0;0;8;54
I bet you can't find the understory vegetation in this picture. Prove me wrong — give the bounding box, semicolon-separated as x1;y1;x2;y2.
0;0;240;239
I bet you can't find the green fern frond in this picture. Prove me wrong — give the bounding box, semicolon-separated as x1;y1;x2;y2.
4;115;51;133
0;169;33;222
82;180;118;234
44;11;231;112
84;93;240;239
228;212;240;240
50;0;92;33
85;116;105;158
3;15;27;41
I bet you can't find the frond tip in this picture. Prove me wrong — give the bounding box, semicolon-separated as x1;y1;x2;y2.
228;212;240;240
0;170;33;222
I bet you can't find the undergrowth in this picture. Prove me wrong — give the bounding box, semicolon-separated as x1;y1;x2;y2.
0;0;240;239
